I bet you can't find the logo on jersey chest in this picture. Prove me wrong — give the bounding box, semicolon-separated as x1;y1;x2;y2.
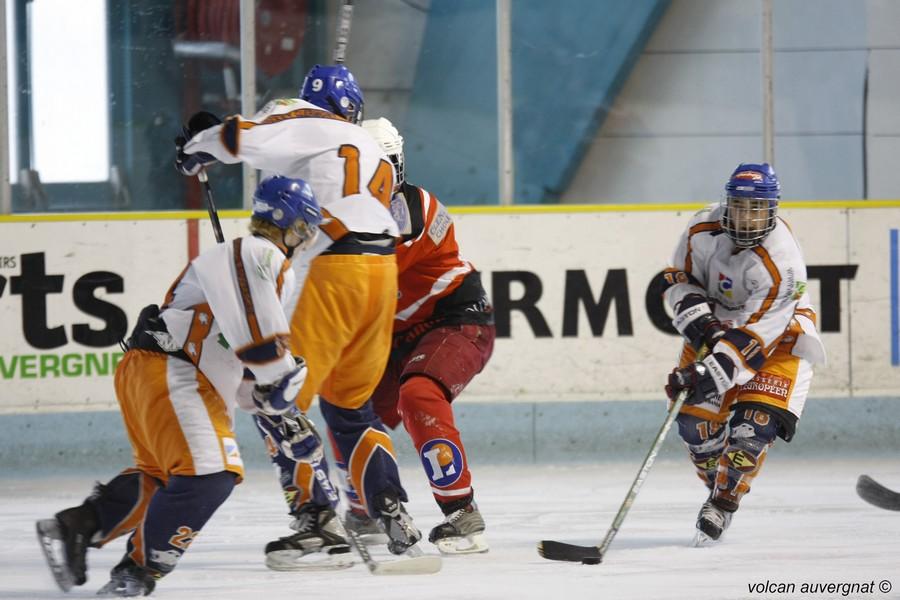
717;273;734;298
420;438;464;487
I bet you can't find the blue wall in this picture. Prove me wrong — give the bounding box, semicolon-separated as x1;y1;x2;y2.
405;0;669;205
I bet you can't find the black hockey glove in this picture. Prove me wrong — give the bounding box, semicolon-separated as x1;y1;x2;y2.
673;294;726;352
665;353;736;406
666;362;720;405
174;111;221;176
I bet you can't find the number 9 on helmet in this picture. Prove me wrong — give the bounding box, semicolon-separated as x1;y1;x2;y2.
251;176;323;252
300;64;364;124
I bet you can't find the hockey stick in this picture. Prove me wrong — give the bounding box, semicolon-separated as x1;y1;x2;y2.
197;169;225;244
857;475;900;511
538;347;711;564
181;112;226;244
342;521;442;575
332;0;354;64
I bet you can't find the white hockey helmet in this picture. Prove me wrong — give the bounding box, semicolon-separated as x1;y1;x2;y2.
362;117;404;190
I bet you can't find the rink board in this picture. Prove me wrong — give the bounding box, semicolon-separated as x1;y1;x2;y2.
0;204;897;414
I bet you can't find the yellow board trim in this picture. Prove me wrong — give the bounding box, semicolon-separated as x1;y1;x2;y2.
1;200;899;222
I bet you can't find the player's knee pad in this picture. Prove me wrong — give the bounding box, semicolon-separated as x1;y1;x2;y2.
142;471;236;575
725;407;779;457
676;413;727;487
676;413;727;459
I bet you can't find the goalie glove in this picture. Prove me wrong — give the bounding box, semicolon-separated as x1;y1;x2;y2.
672;294;726;352
665;353;735;405
255;408;323;462
174;111;221;176
251;357;308;415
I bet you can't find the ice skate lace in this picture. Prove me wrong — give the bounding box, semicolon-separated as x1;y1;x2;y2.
699;502;726;527
289;509;320;535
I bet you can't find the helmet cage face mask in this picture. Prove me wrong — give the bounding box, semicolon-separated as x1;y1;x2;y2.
721;195;777;248
720;163;779;248
283;219;319;251
388;151;404;190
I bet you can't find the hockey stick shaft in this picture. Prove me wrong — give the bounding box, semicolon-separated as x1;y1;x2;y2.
596;346;711;556
332;0;354;64
196;169;225;244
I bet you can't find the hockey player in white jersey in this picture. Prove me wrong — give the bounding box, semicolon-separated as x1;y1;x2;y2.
177;64;424;568
35;176;322;596
661;163;825;544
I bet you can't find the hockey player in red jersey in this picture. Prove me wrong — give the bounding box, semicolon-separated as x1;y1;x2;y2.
178;65;425;568
334;117;494;554
662;163;825;544
36;176;322;596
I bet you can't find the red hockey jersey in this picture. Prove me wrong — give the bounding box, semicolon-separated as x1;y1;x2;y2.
391;182;491;334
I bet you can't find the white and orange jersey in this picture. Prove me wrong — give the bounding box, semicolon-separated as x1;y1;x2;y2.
183;98;398;247
391;182;490;331
663;203;826;388
159;235;296;403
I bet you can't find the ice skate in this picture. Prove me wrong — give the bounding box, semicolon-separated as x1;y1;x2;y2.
344;509;389;546
692;499;733;546
96;558;157;597
35;502;99;591
372;491;422;555
428;502;489;555
264;504;353;571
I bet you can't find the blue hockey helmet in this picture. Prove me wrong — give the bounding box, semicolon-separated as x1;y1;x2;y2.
252;176;322;251
721;163;780;248
300;64;364;124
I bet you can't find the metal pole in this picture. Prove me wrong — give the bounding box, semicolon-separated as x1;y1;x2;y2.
496;0;514;205
761;0;774;165
0;0;10;214
240;0;257;209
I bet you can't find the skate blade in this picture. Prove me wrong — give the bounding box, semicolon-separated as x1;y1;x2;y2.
96;578;149;597
435;532;489;555
35;519;75;592
692;529;718;547
265;549;355;572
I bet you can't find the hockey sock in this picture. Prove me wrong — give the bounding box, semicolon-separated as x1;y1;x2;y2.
398;376;474;511
320;398;406;517
327;429;367;515
712;407;779;511
91;468;163;547
127;471;236;576
253;412;337;513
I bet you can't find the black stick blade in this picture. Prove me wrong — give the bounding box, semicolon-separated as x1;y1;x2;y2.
537;540;603;564
857;475;900;511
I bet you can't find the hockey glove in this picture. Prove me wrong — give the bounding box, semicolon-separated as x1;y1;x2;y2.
673;294;726;352
251;357;308;415
255;408;323;462
665;353;735;406
174;111;221;176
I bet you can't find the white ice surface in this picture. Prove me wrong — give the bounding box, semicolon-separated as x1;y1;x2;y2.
2;459;899;600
